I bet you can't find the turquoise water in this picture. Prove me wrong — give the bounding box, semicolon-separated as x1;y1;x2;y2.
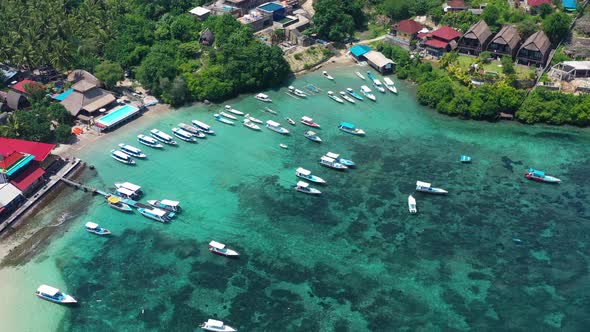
1;67;590;331
97;104;139;127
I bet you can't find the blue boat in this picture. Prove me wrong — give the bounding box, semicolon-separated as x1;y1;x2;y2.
338;122;366;136
346;88;364;101
306;83;320;93
367;71;376;81
525;168;561;183
325;152;355;167
460;155;471;163
36;285;77;304
85;221;111;235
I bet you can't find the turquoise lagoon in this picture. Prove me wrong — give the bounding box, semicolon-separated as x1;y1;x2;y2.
1;67;590;331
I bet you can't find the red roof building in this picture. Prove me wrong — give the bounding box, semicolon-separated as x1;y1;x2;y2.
431;26;462;41
394;19;424;39
10;79;43;95
527;0;552;7
0;138;55;162
9;165;45;195
446;0;468;11
423;26;462;55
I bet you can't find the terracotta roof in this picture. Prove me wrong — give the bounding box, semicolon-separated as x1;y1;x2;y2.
519;30;551;54
0;138;55;162
431;26;462;41
425;39;450;49
528;0;552;6
490;25;521;49
10;165;45;192
448;0;467;8
0;151;25;170
67;70;100;85
11;79;42;94
396;19;424;35
462;20;492;43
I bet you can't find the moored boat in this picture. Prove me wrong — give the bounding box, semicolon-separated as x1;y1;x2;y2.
460;155;471;163
319;155;347;170
118;144;146;158
85;221;111;235
209;241;239;257
338;122;365;136
137;134;164;149
327;91;344;104
111;149;135;165
147;199;181;212
219;111;237;120
245;114;263;124
191;120;215;135
408;195;417;214
301;116;320;128
355;71;365;80
293;181;322;195
285;117;296;126
36;285;77;305
339;91;356;104
214;114;234;125
172;127;197;142
137;207;172;223
114;182;143;199
306;83;321;93
279;144;288;149
179;123;206;138
225;105;244;116
255;93;272;102
367;71;376;81
325;152;355;167
243;119;261;131
288;86;307;98
296;167;326;184
416;181;448;194
264;107;277;115
200;319;237;332
373;79;386;93
346;88;364;100
106;195;133;212
525;168;561;183
360;85;376;101
322;71;334;80
383;77;398;94
150;129;177;145
265;120;289;135
304;130;322;142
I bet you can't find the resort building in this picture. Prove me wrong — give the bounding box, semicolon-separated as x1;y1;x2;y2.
443;0;468;12
517;31;551;67
487;25;521;59
348;45;395;74
392;19;424;41
550;61;590;81
189;6;211;20
200;28;215;46
238;10;273;32
257;2;287;21
421;26;462;57
283;15;312;46
349;45;372;61
0;183;23;221
58;76;116;122
458;20;493;55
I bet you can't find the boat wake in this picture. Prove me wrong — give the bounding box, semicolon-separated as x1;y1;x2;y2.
48;212;75;227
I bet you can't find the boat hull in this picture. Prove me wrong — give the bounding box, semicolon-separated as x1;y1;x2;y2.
525;174;561;183
301;121;320;128
416;188;448;194
36;293;77;305
108;203;133;212
209;247;240;257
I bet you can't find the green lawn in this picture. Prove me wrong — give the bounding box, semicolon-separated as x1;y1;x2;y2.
455;55;535;80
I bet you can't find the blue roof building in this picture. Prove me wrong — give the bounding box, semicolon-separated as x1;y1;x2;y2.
562;0;577;11
258;2;286;21
350;45;372;59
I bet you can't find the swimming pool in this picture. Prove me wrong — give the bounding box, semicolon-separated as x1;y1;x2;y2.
96;104;140;129
52;88;74;101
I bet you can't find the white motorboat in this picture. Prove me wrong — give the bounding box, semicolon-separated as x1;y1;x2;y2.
322;71;334;80
178;123;206;138
255;93;272;102
319;156;347;170
209;241;240;257
339;91;356;104
172;127;197;142
265;120;289;135
338;122;366;136
304;130;322;142
279;144;288;149
264;107;277;115
383;77;398;94
85;221;111;235
295;167;326;184
224;105;244;116
214;114;234;125
360;85;376;101
327;91;344;104
150;129;177;145
147;199;181;212
243;119;261;131
137;134;164;148
408;195;417;214
288;86;307;98
191;120;215;135
301;116;320;128
137;207;172;223
118;144;146;158
219;111;237;120
373;79;386;93
355;71;365;80
293;181;322;195
111;149;135;165
415;181;448;195
114;182;143;199
245;114;263;124
36;285;77;304
325;152;355;167
200;319;237;332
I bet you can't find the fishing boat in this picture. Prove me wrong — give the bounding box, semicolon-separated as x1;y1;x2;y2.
525;168;561;183
191;120;215;135
355;71;365;80
325;152;355;167
373;79;386;93
200;319;237;332
327;91;344;104
304;130;322;142
285;117;296;126
244;114;262;124
172;127;197;142
306;83;321;93
111;149;135;165
295;167;326;184
322;71;334;80
118;144;146;158
301;116;320;128
214;114;234;125
35;285;77;305
209;241;239;257
264;107;277;115
243;119;261;131
137;207;172;223
346;88;364;101
147;199;181;212
219;111;237;120
279;144;288;149
288;86;307;98
255;93;272;102
360;85;376;101
293;181;322;195
224;105;244;116
106;195;133;212
265;120;289;135
339;91;356;104
408;195;417;214
319;156;347;170
179;123;206;138
85;221;111;235
383;77;398;94
137;134;164;149
367;71;376;81
460;155;472;163
416;181;448;194
338;122;366;136
150;129;177;145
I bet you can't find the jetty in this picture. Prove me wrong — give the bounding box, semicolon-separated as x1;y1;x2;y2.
59;178;108;196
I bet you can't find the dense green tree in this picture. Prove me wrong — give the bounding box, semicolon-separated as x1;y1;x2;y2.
537;3;553;18
95;61;124;88
441;11;479;32
313;0;358;42
160;76;190;107
136;42;179;95
482;5;501;29
543;12;572;44
501;56;515;75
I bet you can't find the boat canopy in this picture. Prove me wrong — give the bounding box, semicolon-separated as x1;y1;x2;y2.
113;150;130;159
301;116;313;122
209;241;226;249
361;85;371;92
116;187;135;196
161;199;180;206
266;120;280;127
306;131;317;136
148;208;166;217
325;152;339;159
138;134;156;142
256;93;269;98
206;319;224;327
85;221;98;229
340;122;355;129
374;79;383;85
321;156;336;162
383;77;394;85
297;181;309;188
416;181;431;187
296;167;310;175
408;195;416;204
118;182;141;191
192;120;210;129
528;168;544;176
38;285;59;296
107;196;120;204
122;144;140;153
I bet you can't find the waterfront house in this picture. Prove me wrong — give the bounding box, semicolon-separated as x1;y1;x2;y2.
458;20;493;55
189;6;211;20
562;0;577;11
487;25;521;59
444;0;468;12
350;45;372;61
517;31;551;67
238;10;273;32
393;19;424;41
199;28;215;46
0;183;23;222
60;78;116;122
364;51;395;74
422;26;462;57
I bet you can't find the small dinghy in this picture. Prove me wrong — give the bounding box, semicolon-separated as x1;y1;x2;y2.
327;91;344;104
304;130;322;142
280;144;288;149
200;319;237;332
36;285;77;305
245;114;263;124
408;195;417;214
460;155;471;163
339;91;356;104
225;105;244;116
285;117;296;126
85;221;111;235
293;181;322;195
209;241;240;257
322;71;334;80
355;71;365;80
243;119;261;131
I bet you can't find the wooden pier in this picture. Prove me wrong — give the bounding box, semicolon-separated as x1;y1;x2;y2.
59;178;108;196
